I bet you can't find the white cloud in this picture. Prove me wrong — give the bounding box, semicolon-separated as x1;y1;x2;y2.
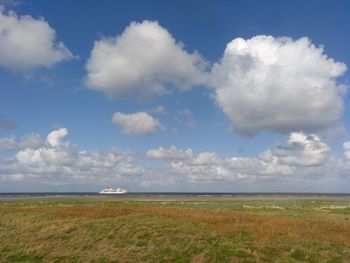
318;124;347;141
146;146;293;185
144;132;339;186
147;145;193;160
0;128;143;185
20;133;45;149
210;35;347;135
176;108;197;128
1;129;349;191
177;109;192;116
186;119;197;129
0;133;44;151
260;132;331;167
112;112;164;135
343;142;350;161
148;105;167;114
0;136;16;151
85;20;208;99
46;128;68;147
0;6;73;69
16;128;71;167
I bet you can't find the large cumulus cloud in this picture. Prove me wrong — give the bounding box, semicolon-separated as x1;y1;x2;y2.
0;6;73;69
210;35;347;135
85;20;208;99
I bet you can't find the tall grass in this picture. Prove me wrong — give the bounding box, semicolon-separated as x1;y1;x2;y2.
0;198;349;262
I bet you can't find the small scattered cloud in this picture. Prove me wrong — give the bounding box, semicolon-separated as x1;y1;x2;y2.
0;132;44;151
147;145;193;160
0;6;74;70
112;112;165;135
186;119;197;128
177;109;192;116
85;20;208;100
148;105;167;114
0;136;16;151
46;128;68;147
343;142;350;161
176;108;197;128
260;132;331;167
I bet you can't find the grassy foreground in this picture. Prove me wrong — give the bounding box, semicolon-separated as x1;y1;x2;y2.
0;196;349;262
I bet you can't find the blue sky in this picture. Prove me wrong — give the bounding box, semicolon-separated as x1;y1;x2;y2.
0;0;349;192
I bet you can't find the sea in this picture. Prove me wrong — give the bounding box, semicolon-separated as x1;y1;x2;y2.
0;192;349;198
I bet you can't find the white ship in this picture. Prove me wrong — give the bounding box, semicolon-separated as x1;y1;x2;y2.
99;187;128;194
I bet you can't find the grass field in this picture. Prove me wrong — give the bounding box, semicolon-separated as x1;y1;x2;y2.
0;196;349;262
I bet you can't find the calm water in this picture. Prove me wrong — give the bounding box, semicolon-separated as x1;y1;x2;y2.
0;192;349;198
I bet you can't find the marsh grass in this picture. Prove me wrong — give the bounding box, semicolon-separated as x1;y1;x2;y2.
0;197;349;262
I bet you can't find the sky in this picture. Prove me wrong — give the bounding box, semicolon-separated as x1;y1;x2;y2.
0;0;349;192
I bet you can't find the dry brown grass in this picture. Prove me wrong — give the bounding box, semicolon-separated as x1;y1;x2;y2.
3;205;350;244
1;201;350;262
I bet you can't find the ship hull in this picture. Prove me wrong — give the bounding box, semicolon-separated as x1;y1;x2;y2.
98;191;128;195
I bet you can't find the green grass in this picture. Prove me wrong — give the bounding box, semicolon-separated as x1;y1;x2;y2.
0;196;349;262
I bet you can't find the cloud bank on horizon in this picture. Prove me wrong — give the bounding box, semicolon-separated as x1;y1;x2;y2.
0;128;143;185
0;4;349;191
0;128;349;191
